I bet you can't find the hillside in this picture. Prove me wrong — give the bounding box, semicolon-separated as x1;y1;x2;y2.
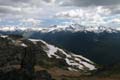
0;34;96;80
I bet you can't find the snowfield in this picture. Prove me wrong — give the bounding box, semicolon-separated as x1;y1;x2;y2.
29;38;96;71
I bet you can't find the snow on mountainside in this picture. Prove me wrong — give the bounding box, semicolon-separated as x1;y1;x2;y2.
0;24;119;33
29;39;96;71
0;34;96;71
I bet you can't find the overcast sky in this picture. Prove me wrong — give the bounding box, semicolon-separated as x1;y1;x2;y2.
0;0;120;27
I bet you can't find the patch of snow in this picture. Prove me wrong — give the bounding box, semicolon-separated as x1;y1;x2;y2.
29;39;71;58
29;39;61;58
57;48;71;58
45;44;61;58
68;67;78;71
29;39;41;42
29;38;96;71
21;43;27;47
0;35;8;38
65;58;84;70
29;39;40;44
72;54;94;64
74;57;96;70
40;40;72;58
81;61;96;70
0;26;17;31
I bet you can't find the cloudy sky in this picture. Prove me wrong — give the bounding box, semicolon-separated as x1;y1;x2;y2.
0;0;120;27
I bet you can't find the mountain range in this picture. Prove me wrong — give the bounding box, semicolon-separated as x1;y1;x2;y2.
0;24;120;79
0;24;120;65
0;24;120;33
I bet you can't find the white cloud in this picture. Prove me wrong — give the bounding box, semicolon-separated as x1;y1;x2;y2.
55;6;111;26
0;5;22;14
21;18;42;26
58;0;120;7
111;18;120;23
44;0;56;4
55;6;111;18
0;0;119;27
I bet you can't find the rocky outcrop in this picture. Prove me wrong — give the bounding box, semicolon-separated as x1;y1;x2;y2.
0;34;96;80
0;35;54;80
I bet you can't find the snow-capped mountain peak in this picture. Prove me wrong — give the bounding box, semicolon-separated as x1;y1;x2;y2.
0;24;119;33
